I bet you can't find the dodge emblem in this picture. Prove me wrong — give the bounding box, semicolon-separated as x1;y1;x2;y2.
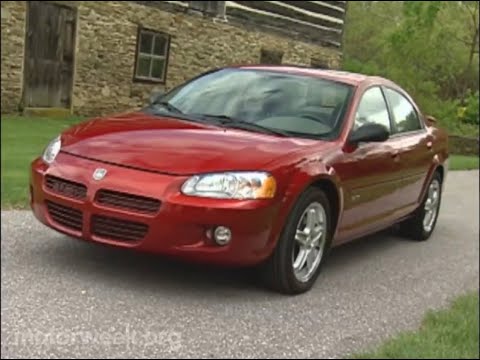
93;168;107;181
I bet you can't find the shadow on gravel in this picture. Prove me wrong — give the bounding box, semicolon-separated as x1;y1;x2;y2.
39;228;403;298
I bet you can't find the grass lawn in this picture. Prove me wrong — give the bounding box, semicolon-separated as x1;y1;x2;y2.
1;115;85;208
353;292;479;359
0;114;478;208
449;154;480;171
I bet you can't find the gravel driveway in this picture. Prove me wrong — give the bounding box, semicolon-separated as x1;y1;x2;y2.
1;170;478;359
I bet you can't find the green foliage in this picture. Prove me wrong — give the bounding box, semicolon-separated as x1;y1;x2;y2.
460;90;480;125
343;1;479;136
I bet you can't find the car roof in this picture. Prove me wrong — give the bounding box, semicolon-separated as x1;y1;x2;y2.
236;64;393;87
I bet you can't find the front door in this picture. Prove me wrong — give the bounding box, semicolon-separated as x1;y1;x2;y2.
24;1;76;108
334;86;403;243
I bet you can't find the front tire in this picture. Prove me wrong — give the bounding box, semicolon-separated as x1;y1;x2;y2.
261;187;332;295
398;171;443;241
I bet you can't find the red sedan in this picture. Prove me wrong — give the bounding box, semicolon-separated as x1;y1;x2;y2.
30;66;449;294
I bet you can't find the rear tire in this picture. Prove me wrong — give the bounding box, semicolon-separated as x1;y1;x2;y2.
260;187;332;295
398;171;443;241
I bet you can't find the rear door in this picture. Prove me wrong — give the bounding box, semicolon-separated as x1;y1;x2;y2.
382;87;433;211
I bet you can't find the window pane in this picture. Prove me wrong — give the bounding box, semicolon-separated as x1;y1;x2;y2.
136;56;151;77
384;88;421;133
153;36;167;56
140;32;153;54
355;87;391;132
151;58;165;79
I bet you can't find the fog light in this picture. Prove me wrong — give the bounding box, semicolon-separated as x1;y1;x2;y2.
213;226;232;246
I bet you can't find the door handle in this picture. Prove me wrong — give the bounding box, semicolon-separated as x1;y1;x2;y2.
391;150;400;162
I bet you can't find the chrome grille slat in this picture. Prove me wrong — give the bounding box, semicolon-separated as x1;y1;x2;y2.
48;208;82;223
45;175;87;200
93;230;143;242
46;200;83;231
92;222;147;236
95;189;160;214
91;215;148;242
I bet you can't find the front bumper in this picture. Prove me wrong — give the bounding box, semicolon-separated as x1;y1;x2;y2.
30;152;281;266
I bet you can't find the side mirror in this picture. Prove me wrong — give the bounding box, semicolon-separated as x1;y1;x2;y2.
149;90;164;105
348;123;390;145
425;115;437;126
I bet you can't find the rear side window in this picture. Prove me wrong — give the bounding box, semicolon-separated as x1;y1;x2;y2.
384;88;422;133
354;87;392;133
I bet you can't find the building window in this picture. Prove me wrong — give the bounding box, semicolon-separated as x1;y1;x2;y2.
134;28;170;83
260;49;284;65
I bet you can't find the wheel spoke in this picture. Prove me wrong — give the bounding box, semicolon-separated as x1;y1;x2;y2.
295;229;309;246
293;248;309;271
424;199;432;211
311;225;324;246
306;248;319;269
432;191;439;207
305;209;316;235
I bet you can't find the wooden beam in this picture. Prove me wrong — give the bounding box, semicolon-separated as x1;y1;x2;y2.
226;1;342;46
230;1;343;30
288;1;346;21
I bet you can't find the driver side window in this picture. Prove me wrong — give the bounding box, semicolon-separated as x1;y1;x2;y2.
354;87;392;133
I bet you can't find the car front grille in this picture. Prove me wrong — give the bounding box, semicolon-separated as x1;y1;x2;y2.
91;215;148;242
46;200;83;232
45;175;87;200
95;189;161;214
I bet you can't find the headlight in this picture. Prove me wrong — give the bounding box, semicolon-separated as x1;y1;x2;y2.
42;135;61;164
181;171;276;199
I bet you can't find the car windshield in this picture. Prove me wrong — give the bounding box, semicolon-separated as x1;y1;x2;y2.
146;68;354;139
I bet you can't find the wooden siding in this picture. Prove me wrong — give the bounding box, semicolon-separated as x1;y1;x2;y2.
133;1;347;48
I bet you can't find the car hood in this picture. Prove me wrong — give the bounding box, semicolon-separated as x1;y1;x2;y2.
60;112;326;175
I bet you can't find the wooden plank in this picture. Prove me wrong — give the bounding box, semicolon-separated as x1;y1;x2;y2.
60;7;76;107
230;1;343;30
24;1;75;108
226;1;342;46
284;1;346;21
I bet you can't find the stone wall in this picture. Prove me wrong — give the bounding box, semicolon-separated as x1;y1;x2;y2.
449;135;479;156
1;1;26;114
1;1;342;117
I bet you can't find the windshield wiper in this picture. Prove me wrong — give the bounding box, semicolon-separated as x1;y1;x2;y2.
198;114;290;137
151;100;183;114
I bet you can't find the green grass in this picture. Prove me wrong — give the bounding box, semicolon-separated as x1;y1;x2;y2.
449;155;480;171
1;115;85;208
353;292;479;359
